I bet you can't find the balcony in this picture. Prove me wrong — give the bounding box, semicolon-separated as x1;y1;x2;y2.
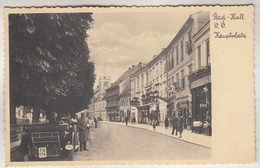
188;64;211;82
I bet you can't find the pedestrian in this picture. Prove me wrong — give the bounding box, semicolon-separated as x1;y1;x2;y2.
205;111;211;136
78;113;90;151
49;112;59;124
94;117;97;128
165;117;169;129
125;116;128;126
133;116;136;124
152;119;157;131
177;114;184;138
171;112;178;136
187;112;191;130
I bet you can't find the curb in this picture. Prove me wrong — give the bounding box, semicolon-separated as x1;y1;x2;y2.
103;121;211;149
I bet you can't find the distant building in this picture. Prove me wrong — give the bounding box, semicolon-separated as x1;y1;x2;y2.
89;76;111;121
105;63;143;122
130;50;168;125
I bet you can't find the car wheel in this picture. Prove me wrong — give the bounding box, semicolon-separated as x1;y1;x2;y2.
67;150;74;161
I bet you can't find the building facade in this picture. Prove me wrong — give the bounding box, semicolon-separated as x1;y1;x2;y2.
105;63;143;122
165;11;210;130
130;50;168;125
105;84;120;121
104;11;211;134
188;18;211;135
89;76;111;121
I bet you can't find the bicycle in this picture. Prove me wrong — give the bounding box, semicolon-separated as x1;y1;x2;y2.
97;122;102;128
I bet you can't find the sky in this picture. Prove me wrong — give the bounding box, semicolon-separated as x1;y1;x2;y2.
87;11;193;88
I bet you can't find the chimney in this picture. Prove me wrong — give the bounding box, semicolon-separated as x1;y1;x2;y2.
129;67;131;70
153;55;157;59
132;65;135;68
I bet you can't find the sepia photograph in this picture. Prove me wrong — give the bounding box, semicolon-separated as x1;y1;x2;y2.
8;9;211;162
4;5;254;166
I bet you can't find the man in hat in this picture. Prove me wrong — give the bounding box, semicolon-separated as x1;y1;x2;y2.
171;112;178;136
177;114;184;138
78;113;90;151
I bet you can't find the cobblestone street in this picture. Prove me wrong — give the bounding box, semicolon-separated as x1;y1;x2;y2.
74;122;211;161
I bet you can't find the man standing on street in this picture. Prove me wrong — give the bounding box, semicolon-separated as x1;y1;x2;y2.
177;114;184;138
165;117;169;129
78;113;90;151
125;116;128;126
94;117;97;128
171;112;178;136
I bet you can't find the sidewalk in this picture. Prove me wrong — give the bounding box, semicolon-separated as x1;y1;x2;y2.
104;121;211;148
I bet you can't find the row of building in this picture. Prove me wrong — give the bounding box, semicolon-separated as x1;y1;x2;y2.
88;11;211;135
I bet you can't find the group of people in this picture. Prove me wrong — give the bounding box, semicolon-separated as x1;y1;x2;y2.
164;113;184;138
125;116;136;126
49;112;91;151
164;110;211;137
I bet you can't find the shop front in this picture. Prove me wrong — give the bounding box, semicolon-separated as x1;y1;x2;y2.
176;99;190;129
130;106;137;123
106;106;120;122
120;110;125;122
137;105;149;124
166;97;174;118
189;65;211;136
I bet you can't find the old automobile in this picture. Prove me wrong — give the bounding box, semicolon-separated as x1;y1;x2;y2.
20;121;78;161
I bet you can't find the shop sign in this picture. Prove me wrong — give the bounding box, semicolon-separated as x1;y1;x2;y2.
200;103;208;108
131;106;137;113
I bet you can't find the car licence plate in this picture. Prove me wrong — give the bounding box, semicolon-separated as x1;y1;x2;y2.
38;147;47;158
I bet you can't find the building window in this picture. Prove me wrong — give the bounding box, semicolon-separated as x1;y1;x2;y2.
188;30;192;55
137;76;139;90
181;70;185;89
150;70;152;83
146;72;148;85
156;63;159;77
167;53;170;69
188;64;193;75
206;40;210;65
198;45;202;68
141;74;144;89
134;79;136;93
171;50;174;68
181;40;184;61
176;73;179;88
176;45;179;65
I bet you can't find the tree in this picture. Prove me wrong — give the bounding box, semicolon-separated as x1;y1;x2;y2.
9;13;95;123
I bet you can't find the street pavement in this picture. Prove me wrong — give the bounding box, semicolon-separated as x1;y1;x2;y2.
74;122;211;161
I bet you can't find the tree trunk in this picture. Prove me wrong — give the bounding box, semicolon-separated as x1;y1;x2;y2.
32;108;40;122
10;105;16;124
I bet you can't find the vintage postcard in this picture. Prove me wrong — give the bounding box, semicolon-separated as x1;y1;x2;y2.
4;5;254;166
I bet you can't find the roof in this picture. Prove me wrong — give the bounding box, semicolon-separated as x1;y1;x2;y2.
119;86;131;97
108;62;143;89
165;11;209;52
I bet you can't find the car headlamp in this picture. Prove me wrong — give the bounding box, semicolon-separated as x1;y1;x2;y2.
65;144;73;150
